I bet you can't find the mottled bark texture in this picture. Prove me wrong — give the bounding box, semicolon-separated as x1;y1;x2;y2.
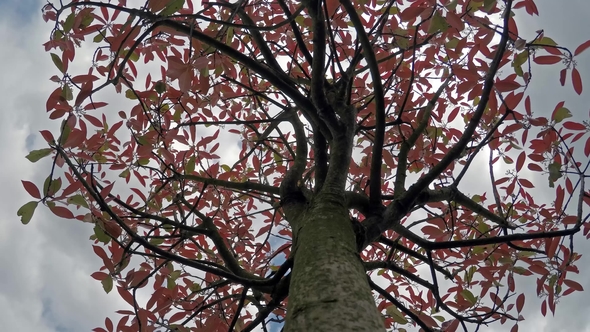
284;196;385;332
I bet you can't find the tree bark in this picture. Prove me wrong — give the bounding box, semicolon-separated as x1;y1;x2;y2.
284;196;385;332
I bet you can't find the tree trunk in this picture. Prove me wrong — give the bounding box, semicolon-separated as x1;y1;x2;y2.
285;196;385;332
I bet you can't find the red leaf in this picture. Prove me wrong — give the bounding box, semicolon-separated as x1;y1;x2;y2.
22;180;41;199
533;55;562;65
91;272;109;281
169;311;188;323
559;69;567;86
325;0;339;15
574;39;590;56
518;178;534;188
446;11;464;31
117;286;135;306
515;152;525;172
572;67;583;95
563;279;584;291
546;237;559;259
529;263;548;275
422;225;444;239
562;121;586;131
84;114;103;127
130;270;150;288
100;182;115;198
75;81;93;106
105;317;113;332
84;101;109;110
585;137;590;157
541;300;547;316
50;205;75;219
93;245;114;271
39;130;55;143
400;6;425;21
516;293;525;312
562;216;578;225
528;163;543;172
553;184;564;211
147;0;169;12
489;292;503;307
495;79;521;92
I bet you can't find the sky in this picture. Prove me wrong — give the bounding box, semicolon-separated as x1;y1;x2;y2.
0;0;589;331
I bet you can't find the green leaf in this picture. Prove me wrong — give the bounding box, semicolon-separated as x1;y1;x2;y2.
512;50;529;68
189;283;201;292
533;36;557;46
512;266;529;275
119;169;130;179
94;154;108;163
26;148;53;163
548;161;562;187
50;53;64;73
63;12;75;33
167;276;177;289
427;11;448;34
483;0;497;12
17;201;38;224
553;107;572;123
62;84;73;101
125;89;138;100
79;13;94;29
94;224;111;244
128;51;139;62
46;177;62;196
101;275;113;293
160;0;185;16
154;81;167;94
386;305;408;324
185;155;196;174
446;38;459;49
52;30;64;41
472;194;482;203
150;237;164;245
60;119;71;145
460;289;477;306
93;31;105;43
167;270;181;289
67;194;89;208
226;27;234;45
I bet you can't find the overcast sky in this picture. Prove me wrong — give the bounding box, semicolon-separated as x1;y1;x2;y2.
1;0;589;331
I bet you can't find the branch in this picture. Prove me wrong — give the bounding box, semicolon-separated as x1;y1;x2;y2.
364;261;436;290
181;174;279;196
280;110;309;206
421;187;515;229
394;77;452;198
151;17;321;127
340;0;385;207
54;147;288;290
368;278;434;332
377;236;452;279
399;1;514;207
235;6;283;72
305;0;340;135
277;0;313;65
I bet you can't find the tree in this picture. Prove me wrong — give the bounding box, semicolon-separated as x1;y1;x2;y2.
19;0;590;330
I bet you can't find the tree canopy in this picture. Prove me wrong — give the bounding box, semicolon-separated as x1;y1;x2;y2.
20;0;590;331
